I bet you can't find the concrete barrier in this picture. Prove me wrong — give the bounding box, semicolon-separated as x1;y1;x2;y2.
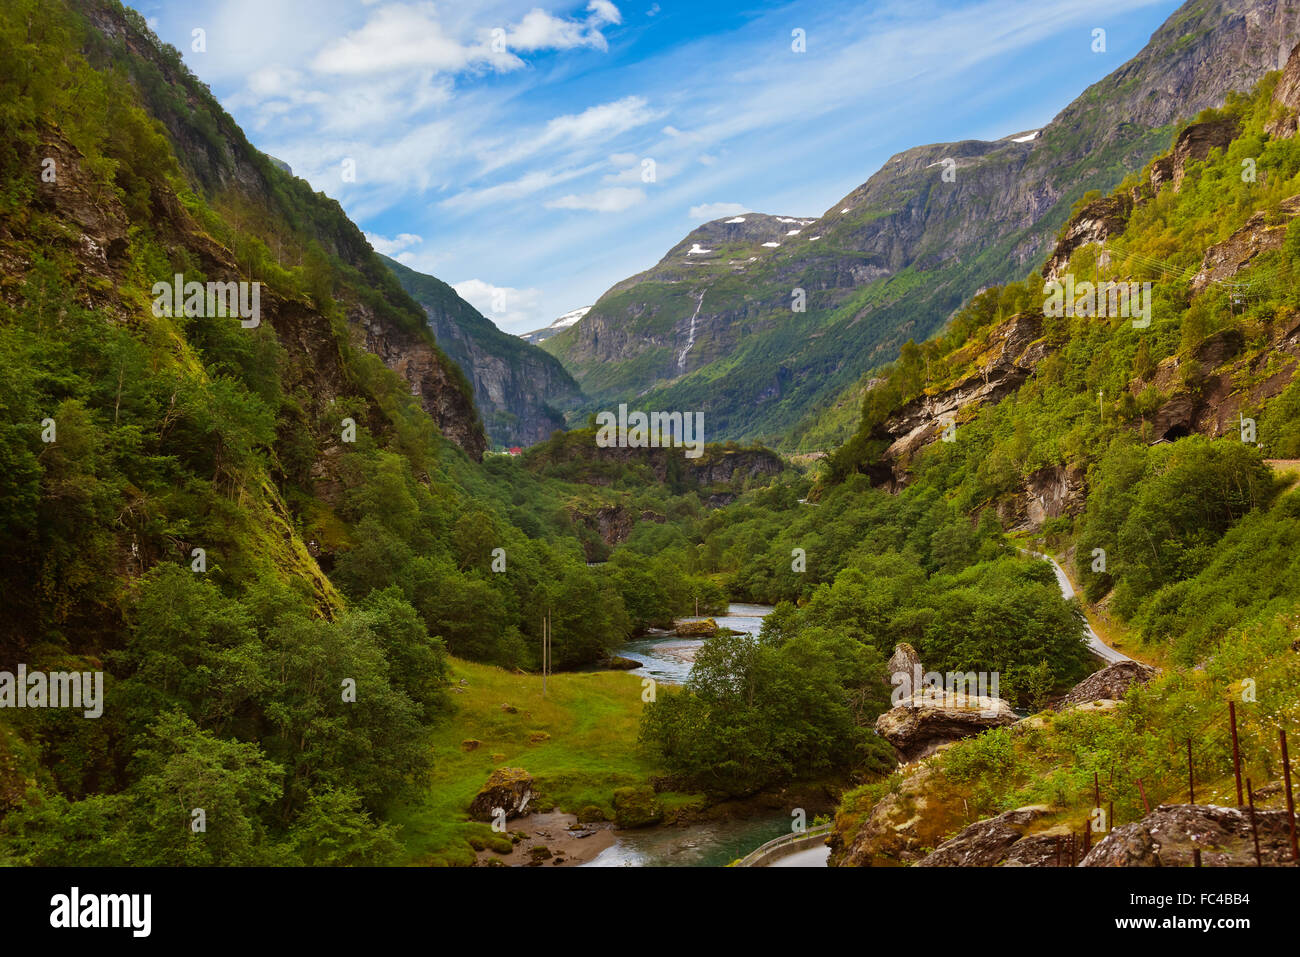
735;823;833;867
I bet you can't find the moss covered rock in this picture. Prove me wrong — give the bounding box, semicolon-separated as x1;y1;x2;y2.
613;785;663;828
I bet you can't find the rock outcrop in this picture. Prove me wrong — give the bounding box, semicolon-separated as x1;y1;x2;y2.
1043;196;1132;281
875;692;1018;762
916;806;1060;866
1191;196;1300;292
886;643;923;681
1150;117;1241;194
1266;40;1300;138
1054;660;1158;711
830;759;964;866
1082;803;1299;866
468;768;534;821
870;313;1049;483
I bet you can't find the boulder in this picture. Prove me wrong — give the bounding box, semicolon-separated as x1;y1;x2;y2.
468;767;534;821
886;643;923;682
916;806;1054;866
674;618;718;638
612;785;663;828
1082;803;1298;867
875;692;1018;762
1054;660;1157;711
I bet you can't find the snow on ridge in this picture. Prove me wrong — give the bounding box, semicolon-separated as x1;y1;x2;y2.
552;306;591;328
724;216;747;223
786;229;801;236
761;241;780;248
1010;130;1040;143
687;243;713;255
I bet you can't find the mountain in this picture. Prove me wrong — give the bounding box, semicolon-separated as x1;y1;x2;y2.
520;306;592;345
543;0;1300;447
382;256;582;448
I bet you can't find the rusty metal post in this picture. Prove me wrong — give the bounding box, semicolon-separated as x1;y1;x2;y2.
1108;800;1114;833
1229;702;1243;807
1247;778;1262;867
1187;738;1195;804
1137;777;1151;813
1281;728;1299;863
1192;847;1202;867
1094;770;1101;809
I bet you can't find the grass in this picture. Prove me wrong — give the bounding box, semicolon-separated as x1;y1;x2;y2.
390;657;676;866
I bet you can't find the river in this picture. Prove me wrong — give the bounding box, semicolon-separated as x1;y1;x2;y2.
612;602;774;684
585;602;807;867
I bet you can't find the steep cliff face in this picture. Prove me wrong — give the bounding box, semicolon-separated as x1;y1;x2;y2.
77;0;486;459
383;257;582;448
545;0;1300;446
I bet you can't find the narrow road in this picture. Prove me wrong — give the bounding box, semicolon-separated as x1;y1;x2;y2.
1024;549;1132;664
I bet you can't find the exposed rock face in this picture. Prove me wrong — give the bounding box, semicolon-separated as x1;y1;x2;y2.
1022;464;1087;528
1082;804;1299;866
1167;118;1241;193
1191;196;1300;291
1043;196;1133;281
352;300;487;460
564;505;666;559
875;693;1018;762
384;256;583;448
1054;661;1158;711
468;768;534;821
871;313;1048;483
1266;41;1300;138
916;806;1057;867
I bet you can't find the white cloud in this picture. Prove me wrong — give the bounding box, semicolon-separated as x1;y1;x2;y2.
441;163;602;212
452;278;545;330
509;6;618;53
588;1;623;26
484;96;661;171
312;3;514;75
689;202;749;220
546;187;645;213
365;232;423;256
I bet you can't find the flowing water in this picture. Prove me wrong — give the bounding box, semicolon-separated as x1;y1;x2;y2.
585;812;793;867
612;603;773;685
589;603;824;867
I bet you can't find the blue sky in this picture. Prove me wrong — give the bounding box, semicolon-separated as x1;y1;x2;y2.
126;0;1183;333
